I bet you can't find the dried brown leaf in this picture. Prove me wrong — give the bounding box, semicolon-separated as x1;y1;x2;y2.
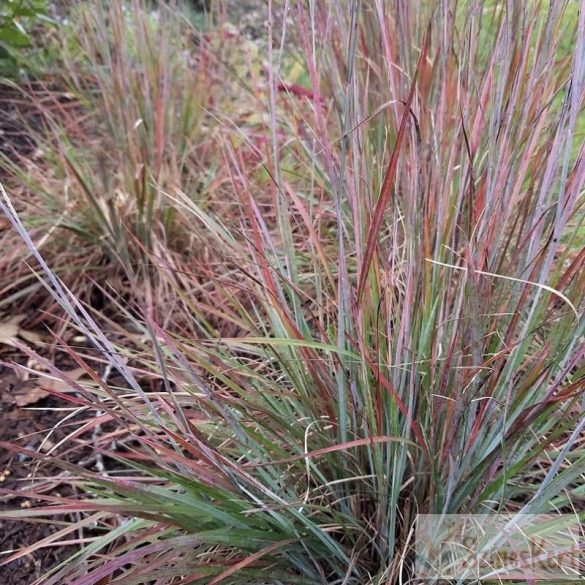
13;385;49;407
37;368;87;393
0;314;43;347
9;368;87;407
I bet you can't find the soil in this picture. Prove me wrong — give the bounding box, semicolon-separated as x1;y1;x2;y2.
0;335;129;585
0;362;79;584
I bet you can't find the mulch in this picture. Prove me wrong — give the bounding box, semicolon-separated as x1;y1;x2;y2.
0;357;80;584
0;334;129;585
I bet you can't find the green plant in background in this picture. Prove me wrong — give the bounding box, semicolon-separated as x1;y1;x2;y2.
0;0;583;583
0;0;48;76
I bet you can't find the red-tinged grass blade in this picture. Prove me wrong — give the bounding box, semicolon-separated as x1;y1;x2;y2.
137;435;232;490
69;536;204;585
356;22;432;303
244;435;420;468
208;539;297;585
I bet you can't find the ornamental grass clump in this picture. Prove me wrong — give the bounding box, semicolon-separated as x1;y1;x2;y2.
0;0;583;583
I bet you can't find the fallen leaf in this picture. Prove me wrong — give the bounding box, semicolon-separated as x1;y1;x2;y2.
0;315;21;346
8;368;88;407
19;329;44;345
0;314;43;347
13;385;49;407
38;368;87;393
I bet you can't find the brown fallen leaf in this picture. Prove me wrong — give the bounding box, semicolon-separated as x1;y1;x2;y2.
0;315;21;346
13;384;49;407
0;314;43;347
9;368;88;407
19;329;44;345
38;368;87;393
